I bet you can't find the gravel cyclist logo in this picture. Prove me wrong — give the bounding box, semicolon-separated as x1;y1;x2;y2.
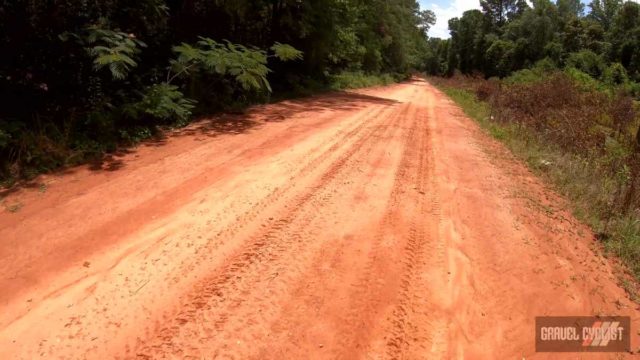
536;316;630;352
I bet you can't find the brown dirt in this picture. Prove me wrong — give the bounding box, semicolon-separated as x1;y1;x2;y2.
0;78;638;359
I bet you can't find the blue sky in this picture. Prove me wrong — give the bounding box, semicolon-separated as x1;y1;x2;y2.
419;0;590;39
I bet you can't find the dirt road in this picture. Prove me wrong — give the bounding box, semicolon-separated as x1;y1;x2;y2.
0;78;638;359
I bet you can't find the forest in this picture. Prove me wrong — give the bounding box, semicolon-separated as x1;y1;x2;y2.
427;0;640;85
0;0;435;182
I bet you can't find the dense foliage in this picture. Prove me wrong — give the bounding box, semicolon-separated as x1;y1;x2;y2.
0;0;434;181
426;0;640;88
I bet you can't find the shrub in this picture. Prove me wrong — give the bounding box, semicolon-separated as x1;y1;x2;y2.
124;83;196;125
533;57;558;73
565;50;606;78
504;69;544;84
564;67;599;91
485;40;516;77
602;63;630;86
61;25;147;81
610;91;636;136
607;218;640;277
491;73;609;152
475;80;498;101
329;72;397;90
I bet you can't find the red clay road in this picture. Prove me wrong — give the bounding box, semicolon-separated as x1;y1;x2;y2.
0;79;639;359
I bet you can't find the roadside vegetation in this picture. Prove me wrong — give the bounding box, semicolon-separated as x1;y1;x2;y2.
432;72;640;288
0;0;436;185
425;0;640;287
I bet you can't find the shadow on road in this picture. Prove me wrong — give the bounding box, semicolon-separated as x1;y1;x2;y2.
1;90;400;197
177;91;400;138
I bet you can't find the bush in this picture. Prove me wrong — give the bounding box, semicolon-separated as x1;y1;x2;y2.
610;91;636;136
475;80;498;101
169;38;302;94
533;57;558;73
61;25;148;81
607;218;640;277
0;33;302;182
564;67;599;91
329;72;397;90
602;63;630;86
492;73;610;151
485;40;516;77
565;50;606;78
124;83;196;126
503;58;557;85
504;69;545;84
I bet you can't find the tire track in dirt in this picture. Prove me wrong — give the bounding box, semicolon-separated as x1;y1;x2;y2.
132;96;411;359
241;92;417;359
0;87;404;317
328;89;424;359
3;79;640;360
0;90;407;360
381;90;437;359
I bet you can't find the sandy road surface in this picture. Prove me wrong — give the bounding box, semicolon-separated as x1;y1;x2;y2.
0;79;639;359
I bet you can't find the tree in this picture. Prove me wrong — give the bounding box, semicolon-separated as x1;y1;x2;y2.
0;0;433;179
480;0;529;27
418;9;437;35
448;10;487;74
609;1;640;80
503;0;559;68
557;0;585;19
485;38;516;76
588;0;623;31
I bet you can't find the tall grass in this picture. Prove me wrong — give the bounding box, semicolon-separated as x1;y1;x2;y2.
435;77;640;286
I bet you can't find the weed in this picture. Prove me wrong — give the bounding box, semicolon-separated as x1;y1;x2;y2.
607;218;640;278
620;278;640;303
5;202;23;213
435;76;640;286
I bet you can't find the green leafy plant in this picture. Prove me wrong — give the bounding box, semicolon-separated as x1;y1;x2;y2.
168;37;302;92
4;201;23;213
270;43;304;62
124;83;196;124
62;25;147;80
603;62;629;86
329;72;397;90
565;50;606;79
118;127;153;144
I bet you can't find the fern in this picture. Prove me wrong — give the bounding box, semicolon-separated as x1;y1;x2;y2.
63;25;147;80
168;38;302;93
270;43;304;61
124;83;196;124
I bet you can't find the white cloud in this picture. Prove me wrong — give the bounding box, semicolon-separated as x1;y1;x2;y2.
421;0;481;39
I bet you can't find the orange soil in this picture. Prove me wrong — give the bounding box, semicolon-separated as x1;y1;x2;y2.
0;79;638;359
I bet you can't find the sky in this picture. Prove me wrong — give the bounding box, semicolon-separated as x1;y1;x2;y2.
419;0;481;39
419;0;590;39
